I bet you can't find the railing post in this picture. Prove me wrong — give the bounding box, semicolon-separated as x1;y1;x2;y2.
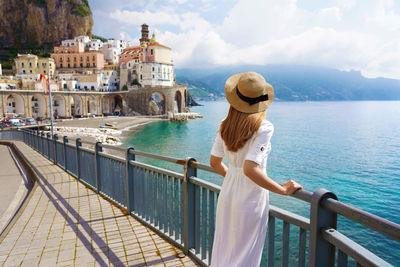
53;134;58;164
183;157;197;253
75;138;82;180
63;136;68;170
40;131;44;154
95;142;103;194
46;133;51;160
126;147;135;213
309;188;338;267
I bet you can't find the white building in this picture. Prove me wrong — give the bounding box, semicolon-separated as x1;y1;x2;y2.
61;39;77;47
74;35;90;44
103;39;127;65
100;69;119;91
87;39;103;51
0;63;2;76
137;62;174;88
106;39;127;53
103;46;120;65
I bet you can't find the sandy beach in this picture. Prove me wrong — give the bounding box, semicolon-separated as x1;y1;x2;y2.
51;116;166;146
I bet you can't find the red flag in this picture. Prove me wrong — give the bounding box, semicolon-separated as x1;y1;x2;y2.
39;74;50;94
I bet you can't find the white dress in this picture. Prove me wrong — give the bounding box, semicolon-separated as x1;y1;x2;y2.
210;120;274;267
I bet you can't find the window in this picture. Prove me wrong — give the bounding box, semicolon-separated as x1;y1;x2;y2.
87;63;90;67
60;64;63;68
152;67;154;72
22;62;24;67
80;57;83;61
60;57;63;62
67;57;70;62
93;63;96;67
80;63;83;67
93;56;95;60
140;74;142;80
29;62;32;67
151;49;153;55
30;70;32;73
87;56;89;61
74;57;76;62
44;70;46;74
74;64;76;68
68;64;70;68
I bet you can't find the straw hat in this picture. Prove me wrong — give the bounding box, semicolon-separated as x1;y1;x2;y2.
225;72;274;113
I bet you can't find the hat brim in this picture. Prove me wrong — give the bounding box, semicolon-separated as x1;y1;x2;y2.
225;73;274;113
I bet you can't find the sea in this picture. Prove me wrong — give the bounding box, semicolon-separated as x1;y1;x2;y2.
124;100;400;265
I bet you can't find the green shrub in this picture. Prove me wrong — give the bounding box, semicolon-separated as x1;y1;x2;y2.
122;85;128;91
130;79;141;86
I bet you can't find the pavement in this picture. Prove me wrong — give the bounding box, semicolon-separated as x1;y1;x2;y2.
0;145;31;233
0;141;198;267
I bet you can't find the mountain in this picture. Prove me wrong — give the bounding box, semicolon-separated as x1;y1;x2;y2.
0;0;93;48
175;65;400;101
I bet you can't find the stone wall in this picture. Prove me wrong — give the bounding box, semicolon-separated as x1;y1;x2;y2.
125;85;187;115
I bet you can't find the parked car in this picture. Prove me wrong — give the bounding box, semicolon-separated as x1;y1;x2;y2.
1;120;12;128
9;119;25;126
23;118;38;125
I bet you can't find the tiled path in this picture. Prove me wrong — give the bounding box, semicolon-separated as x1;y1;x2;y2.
0;142;197;267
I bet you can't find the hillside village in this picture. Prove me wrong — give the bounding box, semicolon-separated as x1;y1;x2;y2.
1;24;174;92
0;24;194;121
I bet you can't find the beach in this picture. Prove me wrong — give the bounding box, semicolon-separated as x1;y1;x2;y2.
51;116;165;146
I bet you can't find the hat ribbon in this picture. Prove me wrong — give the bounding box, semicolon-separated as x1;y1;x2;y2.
236;87;269;106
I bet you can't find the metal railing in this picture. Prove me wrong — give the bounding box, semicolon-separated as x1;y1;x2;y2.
1;128;399;267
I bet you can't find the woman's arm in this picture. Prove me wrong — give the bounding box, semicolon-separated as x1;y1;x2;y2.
243;160;302;195
210;155;228;177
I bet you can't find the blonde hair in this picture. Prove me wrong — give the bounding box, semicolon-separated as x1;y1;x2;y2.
220;106;265;152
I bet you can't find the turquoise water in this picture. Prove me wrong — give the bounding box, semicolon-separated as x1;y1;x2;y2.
124;100;400;265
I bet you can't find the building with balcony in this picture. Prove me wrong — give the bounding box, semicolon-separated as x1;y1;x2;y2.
51;51;104;70
14;54;55;79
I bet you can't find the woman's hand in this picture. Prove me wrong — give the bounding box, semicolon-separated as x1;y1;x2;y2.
210;155;228;177
282;180;302;195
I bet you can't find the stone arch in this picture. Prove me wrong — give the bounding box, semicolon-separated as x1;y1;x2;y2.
87;95;98;115
148;91;166;115
113;95;123;115
101;95;113;115
70;95;83;117
6;93;25;117
174;90;183;113
31;94;47;120
53;94;66;118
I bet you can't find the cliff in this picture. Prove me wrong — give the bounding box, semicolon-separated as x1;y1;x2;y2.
0;0;93;48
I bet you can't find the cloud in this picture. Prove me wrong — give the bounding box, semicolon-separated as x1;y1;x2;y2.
110;10;181;26
101;0;400;78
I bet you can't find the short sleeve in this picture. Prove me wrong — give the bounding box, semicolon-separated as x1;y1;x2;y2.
245;121;274;165
211;133;225;158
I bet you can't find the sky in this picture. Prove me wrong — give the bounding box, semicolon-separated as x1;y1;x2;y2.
89;0;400;79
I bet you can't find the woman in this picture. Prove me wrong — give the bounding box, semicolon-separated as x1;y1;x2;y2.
210;72;302;267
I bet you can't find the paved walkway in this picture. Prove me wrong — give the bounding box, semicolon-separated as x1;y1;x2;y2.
0;142;197;267
0;145;28;220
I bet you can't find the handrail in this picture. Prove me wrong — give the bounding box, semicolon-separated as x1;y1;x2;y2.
189;176;221;193
129;160;185;180
129;149;184;165
269;205;310;230
322;198;400;242
322;228;392;267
